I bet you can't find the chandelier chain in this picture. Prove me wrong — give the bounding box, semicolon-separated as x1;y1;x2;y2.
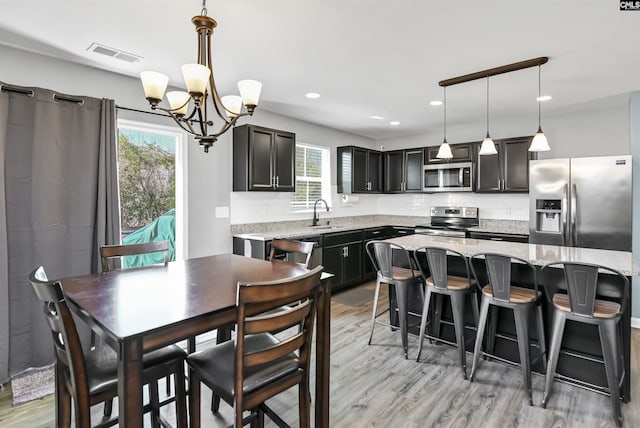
201;0;208;16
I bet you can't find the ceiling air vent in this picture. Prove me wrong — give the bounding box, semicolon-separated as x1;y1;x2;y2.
87;43;142;63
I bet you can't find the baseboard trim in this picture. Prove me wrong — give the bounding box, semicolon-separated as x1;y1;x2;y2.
632;317;640;329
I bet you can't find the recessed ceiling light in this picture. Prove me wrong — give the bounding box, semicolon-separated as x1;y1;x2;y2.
370;115;384;120
389;121;400;126
537;95;552;102
430;100;443;106
305;92;320;99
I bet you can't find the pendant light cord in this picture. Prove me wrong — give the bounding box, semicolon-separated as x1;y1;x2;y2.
443;87;447;141
538;65;542;127
486;77;490;135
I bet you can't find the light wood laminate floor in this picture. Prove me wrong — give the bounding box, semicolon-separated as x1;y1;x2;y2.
1;281;638;427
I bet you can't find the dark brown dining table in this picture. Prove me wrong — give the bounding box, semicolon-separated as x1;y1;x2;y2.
60;253;331;427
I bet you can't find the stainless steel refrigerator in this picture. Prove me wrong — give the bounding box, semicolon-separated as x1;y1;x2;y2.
529;155;632;251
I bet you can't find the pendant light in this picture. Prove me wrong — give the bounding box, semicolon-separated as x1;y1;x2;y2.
436;86;453;159
529;65;551;152
478;76;497;155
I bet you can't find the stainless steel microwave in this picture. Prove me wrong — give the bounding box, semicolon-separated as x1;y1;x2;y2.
423;161;473;192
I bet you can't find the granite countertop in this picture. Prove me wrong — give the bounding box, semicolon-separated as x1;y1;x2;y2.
386;234;640;276
231;215;530;241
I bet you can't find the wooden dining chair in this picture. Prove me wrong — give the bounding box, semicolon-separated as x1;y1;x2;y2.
28;266;187;428
99;240;176;417
210;238;316;413
269;238;315;268
187;265;323;428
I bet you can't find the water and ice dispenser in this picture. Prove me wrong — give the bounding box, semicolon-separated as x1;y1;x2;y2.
535;199;561;233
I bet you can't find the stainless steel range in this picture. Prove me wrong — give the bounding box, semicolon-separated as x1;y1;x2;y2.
415;206;479;237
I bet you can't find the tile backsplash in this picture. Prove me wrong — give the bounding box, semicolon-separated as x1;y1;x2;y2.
230;188;529;224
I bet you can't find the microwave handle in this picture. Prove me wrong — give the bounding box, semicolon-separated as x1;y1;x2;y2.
459;168;463;185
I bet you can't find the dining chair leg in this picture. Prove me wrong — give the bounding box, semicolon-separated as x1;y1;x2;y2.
299;379;311;428
600;319;624;427
395;282;410;359
149;380;161;428
450;292;468;379
535;303;548;372
174;360;188;428
55;363;72;428
513;305;533;405
541;311;566;408
188;370;202;428
368;278;383;345
432;294;443;340
416;287;433;362
486;305;500;357
102;399;113;419
469;297;490;383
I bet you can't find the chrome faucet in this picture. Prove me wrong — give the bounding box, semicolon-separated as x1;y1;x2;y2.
312;199;330;226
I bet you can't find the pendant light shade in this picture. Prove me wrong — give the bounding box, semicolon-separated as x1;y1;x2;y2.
436;86;453;159
479;77;497;155
529;65;551;152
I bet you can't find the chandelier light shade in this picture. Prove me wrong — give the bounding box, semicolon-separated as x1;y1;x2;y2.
478;77;497;156
436;86;454;159
529;65;551;152
140;0;262;153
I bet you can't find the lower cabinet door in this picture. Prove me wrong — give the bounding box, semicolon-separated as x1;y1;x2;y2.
323;245;344;288
343;242;362;285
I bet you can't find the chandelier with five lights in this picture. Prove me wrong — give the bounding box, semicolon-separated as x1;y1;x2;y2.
140;0;262;153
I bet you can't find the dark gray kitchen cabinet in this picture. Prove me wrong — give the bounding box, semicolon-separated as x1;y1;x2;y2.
233;124;296;192
384;149;424;193
425;143;473;163
337;146;383;193
475;136;536;193
323;230;363;291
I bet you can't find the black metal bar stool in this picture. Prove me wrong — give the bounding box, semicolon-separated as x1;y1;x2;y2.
413;246;479;379
469;253;547;405
540;261;629;427
366;240;424;359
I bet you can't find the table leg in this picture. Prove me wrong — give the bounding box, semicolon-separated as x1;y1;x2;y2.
118;338;144;427
315;277;331;427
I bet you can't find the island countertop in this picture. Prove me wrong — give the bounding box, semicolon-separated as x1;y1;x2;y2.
385;234;640;276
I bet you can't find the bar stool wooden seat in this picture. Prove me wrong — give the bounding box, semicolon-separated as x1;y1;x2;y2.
540;261;629;427
366;240;424;359
28;266;187;428
413;246;479;379
469;253;547;405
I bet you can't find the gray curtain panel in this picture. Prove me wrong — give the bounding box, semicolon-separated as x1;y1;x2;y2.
0;82;120;384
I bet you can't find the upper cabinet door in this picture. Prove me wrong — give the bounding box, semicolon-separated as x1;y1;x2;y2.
367;150;383;193
404;149;424;192
248;128;275;190
233;124;296;192
352;148;369;192
337;146;383;193
475;143;502;192
426;143;472;163
273;131;296;191
384;150;404;193
502;137;533;192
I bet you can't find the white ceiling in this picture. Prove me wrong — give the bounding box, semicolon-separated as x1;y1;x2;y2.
1;0;639;140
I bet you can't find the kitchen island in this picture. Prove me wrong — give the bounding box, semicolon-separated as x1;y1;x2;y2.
384;234;639;401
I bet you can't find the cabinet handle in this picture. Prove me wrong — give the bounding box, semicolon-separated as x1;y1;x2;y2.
276;176;279;188
271;176;276;189
342;247;347;257
372;231;381;235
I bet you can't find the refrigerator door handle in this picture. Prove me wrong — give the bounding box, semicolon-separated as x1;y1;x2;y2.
571;183;578;246
562;183;569;245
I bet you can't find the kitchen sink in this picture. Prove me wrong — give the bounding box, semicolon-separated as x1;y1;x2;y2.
308;225;337;230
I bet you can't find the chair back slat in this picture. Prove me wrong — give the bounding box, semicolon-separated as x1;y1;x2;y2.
542;261;629;318
234;265;323;406
470;253;539;302
366;241;416;281
415;246;472;289
269;239;315;269
485;254;512;301
245;301;311;335
244;334;305;368
28;267;90;414
100;240;170;272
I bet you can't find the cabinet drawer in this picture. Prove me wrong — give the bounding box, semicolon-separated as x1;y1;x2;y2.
363;227;387;240
324;230;363;247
